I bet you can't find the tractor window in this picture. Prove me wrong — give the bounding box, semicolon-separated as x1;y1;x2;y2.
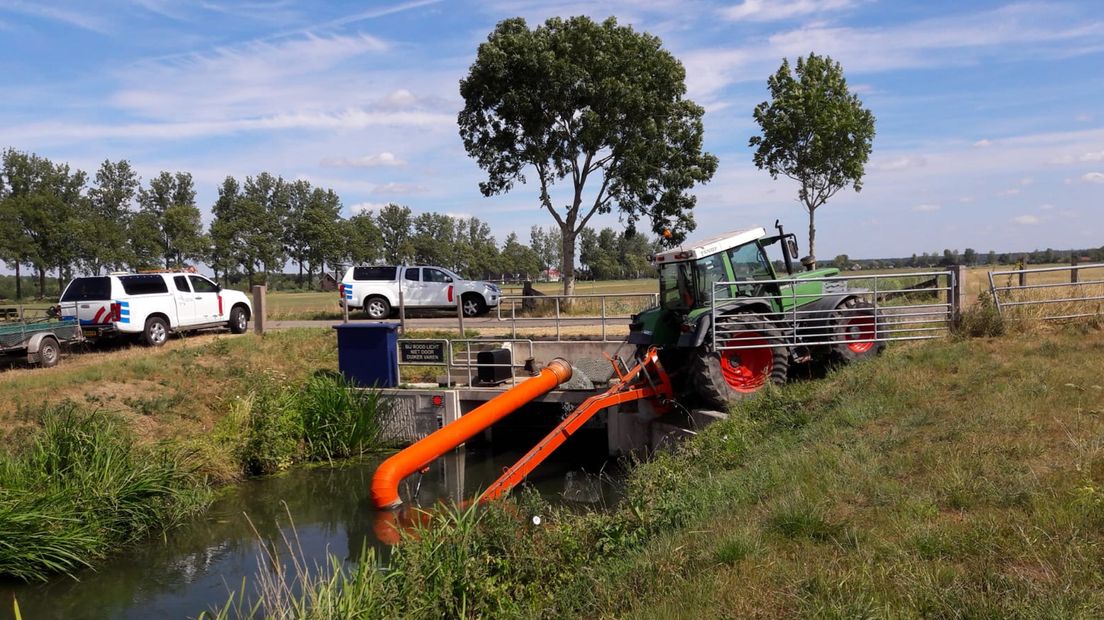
728;243;773;280
693;253;728;305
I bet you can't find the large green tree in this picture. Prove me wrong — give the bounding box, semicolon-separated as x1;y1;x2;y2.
750;53;875;267
459;16;717;296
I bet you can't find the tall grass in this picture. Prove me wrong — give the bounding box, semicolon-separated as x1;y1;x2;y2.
300;373;388;460
209;326;1104;618
207;373;392;477
0;405;208;581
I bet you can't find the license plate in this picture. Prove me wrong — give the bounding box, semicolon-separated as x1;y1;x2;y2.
83;329;98;337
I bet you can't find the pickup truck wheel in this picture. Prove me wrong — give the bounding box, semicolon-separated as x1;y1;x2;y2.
37;337;60;368
365;296;391;320
229;306;248;334
143;317;169;347
462;294;487;317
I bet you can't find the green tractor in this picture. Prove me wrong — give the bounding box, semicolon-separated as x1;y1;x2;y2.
629;221;883;409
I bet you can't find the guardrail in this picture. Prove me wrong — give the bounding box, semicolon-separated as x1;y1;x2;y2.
988;263;1104;321
396;338;535;386
711;271;956;350
495;292;659;342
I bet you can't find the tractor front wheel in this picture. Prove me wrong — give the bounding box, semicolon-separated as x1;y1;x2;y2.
689;315;789;410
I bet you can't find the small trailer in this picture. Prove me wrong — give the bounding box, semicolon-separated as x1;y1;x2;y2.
0;308;83;368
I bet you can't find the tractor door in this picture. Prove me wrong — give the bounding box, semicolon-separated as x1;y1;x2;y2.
723;242;780;306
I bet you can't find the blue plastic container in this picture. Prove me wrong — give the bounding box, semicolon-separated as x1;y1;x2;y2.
332;323;400;387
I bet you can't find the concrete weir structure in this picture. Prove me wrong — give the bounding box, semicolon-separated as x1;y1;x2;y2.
377;339;726;457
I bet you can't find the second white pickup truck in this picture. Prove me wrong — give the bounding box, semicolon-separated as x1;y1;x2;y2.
339;265;501;319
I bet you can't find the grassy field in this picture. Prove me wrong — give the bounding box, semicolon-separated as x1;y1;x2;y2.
0;330;338;446
211;319;1104;618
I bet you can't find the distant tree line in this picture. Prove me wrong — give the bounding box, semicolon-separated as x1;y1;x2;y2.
0;148;662;300
834;246;1104;271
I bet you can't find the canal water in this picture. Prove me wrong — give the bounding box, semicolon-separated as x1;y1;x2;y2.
0;436;617;619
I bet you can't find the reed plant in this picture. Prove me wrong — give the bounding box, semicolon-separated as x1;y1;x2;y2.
0;404;207;581
300;373;390;461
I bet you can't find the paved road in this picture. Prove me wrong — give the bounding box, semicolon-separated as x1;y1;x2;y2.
268;315;618;332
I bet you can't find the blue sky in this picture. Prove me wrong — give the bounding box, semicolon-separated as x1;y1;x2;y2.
1;0;1101;260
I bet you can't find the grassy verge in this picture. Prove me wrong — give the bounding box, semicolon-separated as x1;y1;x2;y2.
0;405;208;581
214;323;1104;618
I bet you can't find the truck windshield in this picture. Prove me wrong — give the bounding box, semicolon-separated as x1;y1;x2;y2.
61;277;111;302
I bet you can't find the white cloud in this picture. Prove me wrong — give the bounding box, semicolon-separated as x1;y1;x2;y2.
349;201;388;215
321;152;405;168
371;182;425;195
873;155;926;171
1039;203;1055;210
973;139;992;148
958;196;975;203
2;109;453;143
1082;172;1104;184
112;33;390;121
1019;176;1033;186
1012;214;1041;225
1081;150;1104;162
912;203;941;212
721;0;860;22
998;188;1021;196
685;4;1104;99
0;0;111;33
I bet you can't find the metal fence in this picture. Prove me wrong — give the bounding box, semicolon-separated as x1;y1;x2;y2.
495;292;659;341
396;338;535;386
711;271;956;351
988;263;1104;321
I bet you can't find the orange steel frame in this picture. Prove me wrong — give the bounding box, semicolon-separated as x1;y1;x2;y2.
370;347;673;512
479;348;672;502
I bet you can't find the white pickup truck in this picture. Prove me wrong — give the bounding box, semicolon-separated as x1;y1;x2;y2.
339;265;501;319
59;272;253;346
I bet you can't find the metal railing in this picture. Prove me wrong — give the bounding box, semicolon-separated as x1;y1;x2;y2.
495;292;659;342
711;271;956;351
989;263;1104;321
396;338;535;386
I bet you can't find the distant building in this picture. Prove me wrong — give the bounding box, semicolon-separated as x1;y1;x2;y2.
320;272;339;291
542;267;562;282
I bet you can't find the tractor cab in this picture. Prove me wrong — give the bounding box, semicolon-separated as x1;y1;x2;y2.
654;227;777;312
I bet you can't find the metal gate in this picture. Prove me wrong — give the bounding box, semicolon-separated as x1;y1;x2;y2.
711;271;956;350
988;263;1104;321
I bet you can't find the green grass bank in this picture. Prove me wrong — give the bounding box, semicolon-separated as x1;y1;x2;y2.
0;375;389;582
213;323;1104;618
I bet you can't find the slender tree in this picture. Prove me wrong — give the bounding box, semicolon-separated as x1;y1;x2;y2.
85;159;139;274
459;16;717;297
750;53;875;267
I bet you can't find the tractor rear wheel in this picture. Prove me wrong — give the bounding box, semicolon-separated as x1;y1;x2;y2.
831;297;885;362
689;314;788;410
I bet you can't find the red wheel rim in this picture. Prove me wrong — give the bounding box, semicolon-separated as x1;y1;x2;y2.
719;332;773;392
844;312;875;353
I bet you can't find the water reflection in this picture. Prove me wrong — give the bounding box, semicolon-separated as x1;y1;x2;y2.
0;437;619;620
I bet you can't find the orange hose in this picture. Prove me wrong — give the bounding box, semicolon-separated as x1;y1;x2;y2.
371;359;573;509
